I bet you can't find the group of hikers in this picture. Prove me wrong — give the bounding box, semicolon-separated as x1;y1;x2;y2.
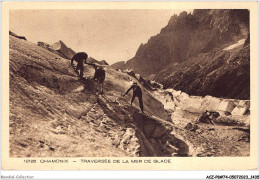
71;52;106;93
71;52;144;113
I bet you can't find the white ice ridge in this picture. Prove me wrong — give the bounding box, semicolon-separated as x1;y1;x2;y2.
224;39;246;50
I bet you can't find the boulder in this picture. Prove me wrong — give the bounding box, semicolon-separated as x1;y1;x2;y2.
37;41;50;48
9;31;27;40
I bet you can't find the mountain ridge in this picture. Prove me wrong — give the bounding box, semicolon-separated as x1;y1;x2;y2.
112;9;250;100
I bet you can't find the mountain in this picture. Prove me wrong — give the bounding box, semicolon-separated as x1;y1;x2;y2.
50;40;76;59
112;9;249;99
37;41;109;65
111;61;126;69
37;40;75;59
154;41;250;99
87;57;109;65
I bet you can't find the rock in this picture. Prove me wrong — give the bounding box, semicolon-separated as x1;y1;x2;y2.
37;41;50;48
185;122;193;131
185;122;199;132
9;31;27;40
125;70;137;79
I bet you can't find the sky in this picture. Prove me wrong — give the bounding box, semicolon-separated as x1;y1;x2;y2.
10;9;193;64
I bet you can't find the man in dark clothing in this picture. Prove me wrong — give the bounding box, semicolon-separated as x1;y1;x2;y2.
123;82;144;113
71;52;88;79
86;63;106;93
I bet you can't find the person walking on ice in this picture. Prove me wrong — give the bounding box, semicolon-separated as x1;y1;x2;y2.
86;63;106;94
123;82;144;113
71;52;88;79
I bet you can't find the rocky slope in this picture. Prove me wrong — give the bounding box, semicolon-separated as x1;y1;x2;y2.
155;42;250;100
112;9;250;100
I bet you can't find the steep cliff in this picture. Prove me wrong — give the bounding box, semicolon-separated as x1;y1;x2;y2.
155;43;250;99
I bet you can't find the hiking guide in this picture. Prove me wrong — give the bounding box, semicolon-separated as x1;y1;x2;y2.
123;82;144;113
71;52;88;79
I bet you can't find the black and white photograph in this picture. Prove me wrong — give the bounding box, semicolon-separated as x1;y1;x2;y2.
2;1;258;172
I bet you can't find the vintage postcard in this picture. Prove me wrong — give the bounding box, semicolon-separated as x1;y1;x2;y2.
1;1;258;170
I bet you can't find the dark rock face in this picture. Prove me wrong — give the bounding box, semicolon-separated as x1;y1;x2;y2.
111;61;126;69
155;45;250;100
112;9;250;100
9;31;27;40
125;10;249;77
